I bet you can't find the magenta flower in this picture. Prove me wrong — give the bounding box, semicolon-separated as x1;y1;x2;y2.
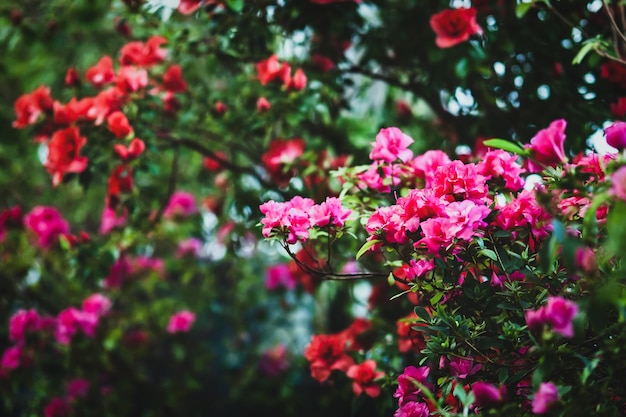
1;345;22;371
81;293;112;316
265;264;296;291
259;344;289;376
163;191;198;219
611;165;626;201
176;237;203;258
9;309;40;343
544;296;578;338
99;206;127;234
532;382;560;414
394;401;430;417
167;310;196;334
23;206;70;249
472;381;506;408
605;121;626;150
309;197;352;228
526;119;568;172
393;365;432;407
66;378;90;400
370;127;414;163
43;397;71;417
449;356;481;379
55;307;99;344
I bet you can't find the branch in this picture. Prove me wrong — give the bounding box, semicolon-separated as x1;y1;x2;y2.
152;143;179;224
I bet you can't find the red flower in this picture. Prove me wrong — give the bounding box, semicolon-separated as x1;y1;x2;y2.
44;127;88;186
214;101;227;115
106;111;133;138
430;8;482;48
107;165;133;197
289;68;307;90
261;138;305;186
256;96;271;112
303;333;354;382
119;36;167;67
113;138;145;160
53;98;93;126
346;360;385;398
611;97;626;119
256;54;291;86
13;85;54;128
86;87;125;125
85;56;115;88
162;65;187;92
178;0;202;14
64;67;81;86
115;66;148;92
203;151;227;171
312;54;335;72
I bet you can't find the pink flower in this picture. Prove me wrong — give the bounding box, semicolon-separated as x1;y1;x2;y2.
409;150;452;187
431;161;488;202
605;121;626;150
393;365;431;406
82;293;112;316
265;264;297;291
289;68;307;90
177;0;202;14
259;344;289;376
24;206;70;249
259;197;315;244
449;356;481;379
9;309;40;343
346;360;385;398
55;308;99;344
176;237;203;258
526;119;568;172
66;378;90;400
1;345;22;371
256;96;271;112
612;166;626;201
164;191;198;219
370;127;414;163
476;149;526;190
472;381;506;408
99;206;127;234
532;382;560;414
544;296;578;338
394;401;430;417
43;397;71;417
430;8;482;48
115;66;148;92
308;197;352;228
104;255;133;289
167;310;196;334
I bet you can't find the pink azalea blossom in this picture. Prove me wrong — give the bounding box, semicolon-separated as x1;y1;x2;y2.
369;127;414;163
309;197;352;228
43;397;71;417
99;206;127;234
476;149;526;190
431;161;488;202
1;345;22;371
259;344;289;376
167;310;196;334
605;121;626;150
532;382;560;414
82;293;112;316
9;309;40;343
449;356;481;379
55;308;99;344
393;365;432;407
526;119;568;172
265;264;297;291
544;296;578;338
66;378;90;400
176;237;203;258
409;150;452;187
164;191;198;219
23;206;70;249
394;401;430;417
611;165;626;201
472;381;506;408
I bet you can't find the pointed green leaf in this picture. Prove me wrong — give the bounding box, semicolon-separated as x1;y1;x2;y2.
482;138;528;155
356;239;379;260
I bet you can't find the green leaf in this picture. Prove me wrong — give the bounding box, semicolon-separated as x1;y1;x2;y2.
479;248;498;262
572;37;604;65
356;239;379;260
225;0;244;12
482;138;527;155
515;3;533;18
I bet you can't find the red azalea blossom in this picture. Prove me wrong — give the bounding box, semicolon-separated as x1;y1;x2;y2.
13;85;54;128
261;138;305;186
106;111;133;138
289;68;307;90
44;127;88;186
430;7;482;48
107;164;134;197
256;54;291;86
256;96;271;112
85;56;115;88
303;333;354;382
113;138;145;160
119;36;167;67
53;98;93;126
64;67;81;86
115;66;148;92
346;360;385;398
162;64;187;92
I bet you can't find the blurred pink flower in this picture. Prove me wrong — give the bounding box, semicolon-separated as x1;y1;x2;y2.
526;119;568;172
9;309;40;343
24;206;70;249
167;310;196;334
532;382;560;414
176;237;203;258
164;191;198;219
265;264;296;291
370;127;414;163
259;344;289;376
82;293;112;317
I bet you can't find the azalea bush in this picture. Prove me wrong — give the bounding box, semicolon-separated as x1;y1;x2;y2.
2;0;626;416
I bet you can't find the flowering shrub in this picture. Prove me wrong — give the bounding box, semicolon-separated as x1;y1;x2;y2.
2;0;626;416
261;123;626;415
